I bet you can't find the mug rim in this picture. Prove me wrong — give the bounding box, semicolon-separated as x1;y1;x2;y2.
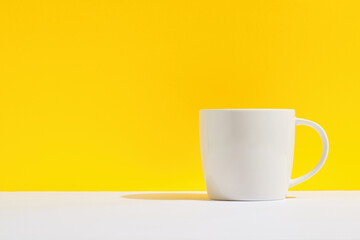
200;109;295;112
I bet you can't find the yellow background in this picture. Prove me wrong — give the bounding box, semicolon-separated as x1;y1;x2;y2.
0;0;359;191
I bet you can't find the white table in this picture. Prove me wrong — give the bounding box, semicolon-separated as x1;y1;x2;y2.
0;191;359;240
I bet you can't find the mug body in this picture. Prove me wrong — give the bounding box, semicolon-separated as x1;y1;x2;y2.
200;109;295;200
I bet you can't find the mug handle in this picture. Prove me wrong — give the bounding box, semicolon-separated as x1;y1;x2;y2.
289;118;329;188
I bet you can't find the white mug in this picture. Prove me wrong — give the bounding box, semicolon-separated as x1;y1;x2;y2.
199;109;329;201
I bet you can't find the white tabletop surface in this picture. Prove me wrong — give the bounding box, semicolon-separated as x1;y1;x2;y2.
0;191;359;240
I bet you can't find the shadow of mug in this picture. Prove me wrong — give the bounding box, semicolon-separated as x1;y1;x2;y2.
123;193;209;201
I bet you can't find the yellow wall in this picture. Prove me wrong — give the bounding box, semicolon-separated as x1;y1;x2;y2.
0;0;359;191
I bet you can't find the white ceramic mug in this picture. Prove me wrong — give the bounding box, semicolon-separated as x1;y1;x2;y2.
199;109;329;201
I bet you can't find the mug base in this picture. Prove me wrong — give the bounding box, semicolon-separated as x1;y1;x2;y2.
208;195;287;201
209;197;285;201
